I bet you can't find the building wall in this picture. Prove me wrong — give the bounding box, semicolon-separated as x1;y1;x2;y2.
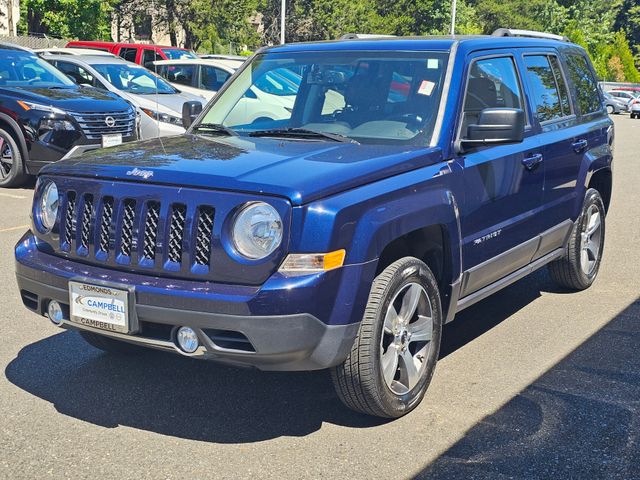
0;0;20;36
111;6;185;46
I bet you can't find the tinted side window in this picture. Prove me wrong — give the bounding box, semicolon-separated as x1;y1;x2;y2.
565;53;601;115
461;56;523;138
200;66;231;90
524;55;565;122
53;61;96;86
549;56;572;116
118;47;137;63
166;65;195;86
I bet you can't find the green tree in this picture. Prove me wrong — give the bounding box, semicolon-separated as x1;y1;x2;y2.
19;0;112;39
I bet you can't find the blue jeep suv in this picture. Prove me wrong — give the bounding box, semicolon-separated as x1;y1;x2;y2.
15;30;613;418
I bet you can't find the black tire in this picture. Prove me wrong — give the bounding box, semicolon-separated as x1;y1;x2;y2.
0;127;28;188
79;330;145;355
548;188;605;291
331;257;443;418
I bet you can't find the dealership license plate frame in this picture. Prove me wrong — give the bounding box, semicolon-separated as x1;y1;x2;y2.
68;279;138;334
102;133;122;148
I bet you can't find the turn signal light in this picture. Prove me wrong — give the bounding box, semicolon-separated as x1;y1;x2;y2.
279;249;346;274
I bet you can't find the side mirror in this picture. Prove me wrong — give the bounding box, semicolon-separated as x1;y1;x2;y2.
182;101;203;128
460;108;525;150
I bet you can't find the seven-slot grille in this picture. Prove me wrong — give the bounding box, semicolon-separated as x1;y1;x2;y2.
68;110;136;140
60;192;215;271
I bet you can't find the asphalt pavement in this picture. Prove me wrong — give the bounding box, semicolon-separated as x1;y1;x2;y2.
1;115;639;479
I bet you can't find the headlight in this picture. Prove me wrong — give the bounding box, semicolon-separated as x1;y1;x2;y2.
17;100;66;115
141;108;182;125
38;181;59;231
232;202;283;260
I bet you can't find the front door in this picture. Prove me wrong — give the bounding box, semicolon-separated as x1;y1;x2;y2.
455;53;545;297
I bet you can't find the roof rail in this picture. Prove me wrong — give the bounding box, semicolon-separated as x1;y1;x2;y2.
340;33;396;40
492;28;569;42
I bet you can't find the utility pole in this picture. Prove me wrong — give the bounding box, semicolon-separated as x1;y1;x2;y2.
280;0;286;44
450;0;457;36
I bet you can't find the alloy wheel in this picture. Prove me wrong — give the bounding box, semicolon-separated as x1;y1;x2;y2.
580;204;602;275
380;282;434;395
0;136;14;180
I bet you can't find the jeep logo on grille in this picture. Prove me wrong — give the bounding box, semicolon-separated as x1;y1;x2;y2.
104;116;116;128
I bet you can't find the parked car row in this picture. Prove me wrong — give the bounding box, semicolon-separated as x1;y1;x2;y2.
0;40;239;187
603;88;640;118
0;43;138;187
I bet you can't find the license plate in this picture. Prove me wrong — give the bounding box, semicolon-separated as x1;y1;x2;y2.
69;281;129;333
102;133;122;148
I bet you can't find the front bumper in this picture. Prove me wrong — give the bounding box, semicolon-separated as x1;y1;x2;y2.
16;232;374;371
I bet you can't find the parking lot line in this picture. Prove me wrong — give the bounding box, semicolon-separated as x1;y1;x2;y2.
0;192;27;199
0;224;29;233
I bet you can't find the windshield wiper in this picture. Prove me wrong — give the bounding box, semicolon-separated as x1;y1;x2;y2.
249;128;358;144
192;122;237;136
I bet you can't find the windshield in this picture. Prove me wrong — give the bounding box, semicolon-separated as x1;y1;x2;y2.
92;63;177;94
0;49;75;88
195;50;449;145
162;48;197;60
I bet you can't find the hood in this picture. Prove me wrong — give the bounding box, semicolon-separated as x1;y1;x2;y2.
41;135;444;205
126;90;206;115
0;85;128;112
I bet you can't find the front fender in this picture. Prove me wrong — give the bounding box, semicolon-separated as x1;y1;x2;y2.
290;160;463;291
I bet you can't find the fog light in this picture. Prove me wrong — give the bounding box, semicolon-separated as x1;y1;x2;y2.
176;327;199;353
47;300;64;325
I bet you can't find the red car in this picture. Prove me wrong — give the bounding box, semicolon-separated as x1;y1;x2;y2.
65;41;197;68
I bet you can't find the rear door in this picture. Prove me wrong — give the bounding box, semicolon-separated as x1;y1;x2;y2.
455;51;545;297
525;48;606;240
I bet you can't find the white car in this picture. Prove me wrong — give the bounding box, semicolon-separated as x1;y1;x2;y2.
35;47;116;57
153;58;342;127
46;55;205;138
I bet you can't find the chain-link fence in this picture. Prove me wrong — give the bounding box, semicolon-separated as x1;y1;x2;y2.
0;35;67;49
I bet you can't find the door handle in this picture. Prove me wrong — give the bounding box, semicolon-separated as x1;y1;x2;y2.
522;153;543;171
572;139;588;153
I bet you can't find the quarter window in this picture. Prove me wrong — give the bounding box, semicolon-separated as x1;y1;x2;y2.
565;53;602;115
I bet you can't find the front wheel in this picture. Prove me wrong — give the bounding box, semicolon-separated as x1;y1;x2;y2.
331;257;443;418
0;128;27;188
548;188;605;290
606;105;614;115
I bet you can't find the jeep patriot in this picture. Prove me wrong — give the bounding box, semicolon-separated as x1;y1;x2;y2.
15;29;613;417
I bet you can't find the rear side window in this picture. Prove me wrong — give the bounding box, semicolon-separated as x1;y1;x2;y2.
142;49;162;68
565;53;601;115
199;66;231;90
524;55;571;122
118;47;137;63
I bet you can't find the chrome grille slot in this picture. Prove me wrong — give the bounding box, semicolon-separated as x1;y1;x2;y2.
80;195;93;250
167;204;186;264
63;191;76;247
68;110;136;140
120;200;136;257
194;206;214;266
142;202;160;260
98;197;114;254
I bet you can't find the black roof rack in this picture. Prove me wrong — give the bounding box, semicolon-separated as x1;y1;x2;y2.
340;33;396;40
492;28;569;42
